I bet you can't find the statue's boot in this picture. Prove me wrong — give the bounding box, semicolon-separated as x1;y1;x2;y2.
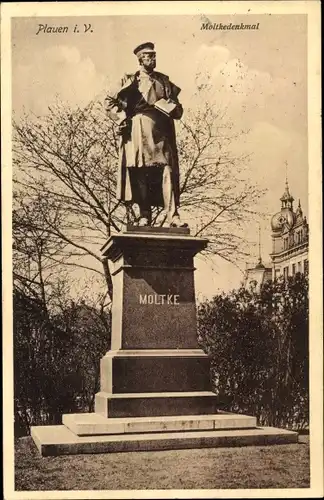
170;215;188;228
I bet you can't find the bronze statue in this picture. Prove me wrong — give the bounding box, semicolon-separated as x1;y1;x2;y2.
105;42;187;227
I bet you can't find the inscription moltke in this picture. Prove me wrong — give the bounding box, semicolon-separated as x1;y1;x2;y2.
139;294;180;305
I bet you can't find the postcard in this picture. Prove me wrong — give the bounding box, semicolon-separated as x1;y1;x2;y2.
1;1;322;499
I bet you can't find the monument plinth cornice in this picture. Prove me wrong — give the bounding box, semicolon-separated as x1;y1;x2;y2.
101;228;209;263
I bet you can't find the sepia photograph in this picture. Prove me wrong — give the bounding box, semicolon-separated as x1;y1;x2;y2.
1;1;322;499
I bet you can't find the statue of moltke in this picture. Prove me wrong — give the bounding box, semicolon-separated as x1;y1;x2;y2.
105;42;187;227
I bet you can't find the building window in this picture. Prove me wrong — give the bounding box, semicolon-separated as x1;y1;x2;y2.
292;263;296;275
297;261;302;273
304;259;309;274
284;238;288;250
283;266;289;279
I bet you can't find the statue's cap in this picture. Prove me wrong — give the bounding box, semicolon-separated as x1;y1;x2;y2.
133;42;155;57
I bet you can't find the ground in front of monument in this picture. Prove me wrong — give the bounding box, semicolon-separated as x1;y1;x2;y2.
15;434;309;490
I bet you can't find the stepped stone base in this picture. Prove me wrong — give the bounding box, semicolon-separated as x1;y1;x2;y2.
62;412;257;435
31;422;298;457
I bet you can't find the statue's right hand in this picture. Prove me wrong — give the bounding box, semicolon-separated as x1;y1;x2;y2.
116;120;131;138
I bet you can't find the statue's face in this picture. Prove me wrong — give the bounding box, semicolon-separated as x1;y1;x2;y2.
140;52;156;71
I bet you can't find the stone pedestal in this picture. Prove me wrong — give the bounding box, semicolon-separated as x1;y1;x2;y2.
95;227;215;418
31;227;298;456
103;227;206;350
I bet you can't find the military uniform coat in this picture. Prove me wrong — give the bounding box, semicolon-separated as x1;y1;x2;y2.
105;71;183;208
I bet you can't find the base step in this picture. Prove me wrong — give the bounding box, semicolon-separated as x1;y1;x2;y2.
31;424;298;457
63;412;257;436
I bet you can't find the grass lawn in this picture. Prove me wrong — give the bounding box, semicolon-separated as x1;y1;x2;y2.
15;435;309;491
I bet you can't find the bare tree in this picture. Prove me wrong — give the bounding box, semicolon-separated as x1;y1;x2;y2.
13;195;70;312
13;101;119;300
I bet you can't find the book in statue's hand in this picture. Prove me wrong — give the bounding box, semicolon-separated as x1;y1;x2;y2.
154;98;177;116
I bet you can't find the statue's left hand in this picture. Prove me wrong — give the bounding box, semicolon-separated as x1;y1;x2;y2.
170;101;183;120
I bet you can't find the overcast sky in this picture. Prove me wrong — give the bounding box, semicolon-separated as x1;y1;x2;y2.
11;14;308;296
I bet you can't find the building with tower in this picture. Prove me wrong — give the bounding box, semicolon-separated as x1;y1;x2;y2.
270;180;308;280
244;180;308;289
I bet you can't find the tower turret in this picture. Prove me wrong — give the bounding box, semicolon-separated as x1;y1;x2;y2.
280;179;294;210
